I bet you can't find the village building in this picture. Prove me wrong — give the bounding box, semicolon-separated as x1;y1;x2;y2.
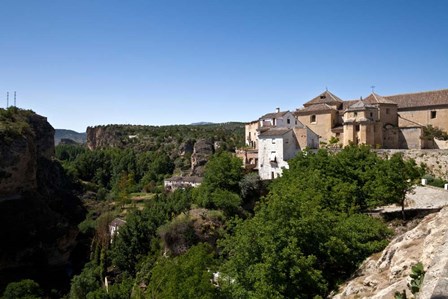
243;88;448;180
164;176;203;191
240;108;319;180
109;218;127;241
294;88;448;149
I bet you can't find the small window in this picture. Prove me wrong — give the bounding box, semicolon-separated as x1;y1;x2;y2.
295;120;297;125
386;108;390;114
354;112;358;117
310;115;316;123
271;172;275;179
273;118;276;126
287;118;291;124
431;111;437;119
370;112;373;118
272;138;276;144
355;125;360;132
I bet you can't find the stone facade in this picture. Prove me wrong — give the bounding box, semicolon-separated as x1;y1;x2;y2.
294;89;448;149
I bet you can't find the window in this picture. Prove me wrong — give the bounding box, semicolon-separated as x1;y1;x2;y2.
273;118;276;126
310;115;316;123
295;120;297;125
386;108;390;114
355;124;360;132
270;152;277;162
271;172;275;179
370;112;373;118
272;138;276;144
431;111;437;119
354;112;358;117
287;118;291;124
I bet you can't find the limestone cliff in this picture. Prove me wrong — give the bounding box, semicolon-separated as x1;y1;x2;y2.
86;125;126;150
0;110;55;196
333;207;448;299
0;108;85;294
190;139;215;176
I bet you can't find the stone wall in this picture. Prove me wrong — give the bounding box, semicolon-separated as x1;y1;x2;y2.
375;149;448;180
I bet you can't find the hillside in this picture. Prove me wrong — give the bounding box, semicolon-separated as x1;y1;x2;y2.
86;122;244;150
55;129;87;145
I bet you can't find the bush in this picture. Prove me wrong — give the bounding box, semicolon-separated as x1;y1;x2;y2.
3;279;43;299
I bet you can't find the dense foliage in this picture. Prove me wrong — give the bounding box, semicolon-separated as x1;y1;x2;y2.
62;144;423;299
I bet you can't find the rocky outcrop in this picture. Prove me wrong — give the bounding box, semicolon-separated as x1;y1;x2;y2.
179;139;195;156
0;111;54;196
86;126;125;150
333;207;448;299
0;108;85;294
190;139;215;176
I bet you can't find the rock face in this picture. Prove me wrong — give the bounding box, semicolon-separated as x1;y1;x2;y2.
333;207;448;299
86;126;125;150
0;108;84;294
190;139;215;176
0;111;54;196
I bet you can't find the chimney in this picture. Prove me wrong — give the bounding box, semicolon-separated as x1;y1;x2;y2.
275;107;280;113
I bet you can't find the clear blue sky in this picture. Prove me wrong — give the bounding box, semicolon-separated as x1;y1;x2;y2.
1;0;447;132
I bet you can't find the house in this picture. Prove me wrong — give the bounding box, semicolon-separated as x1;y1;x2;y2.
164;176;203;191
242;108;319;180
257;126;318;180
109;218;127;240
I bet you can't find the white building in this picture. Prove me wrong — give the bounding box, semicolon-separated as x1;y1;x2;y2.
259;109;298;129
257;126;319;180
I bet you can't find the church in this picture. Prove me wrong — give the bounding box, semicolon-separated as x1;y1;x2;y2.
241;88;448;179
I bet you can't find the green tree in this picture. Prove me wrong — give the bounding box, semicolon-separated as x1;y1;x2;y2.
219;146;392;298
146;243;219;299
373;153;423;219
2;279;43;299
201;151;243;193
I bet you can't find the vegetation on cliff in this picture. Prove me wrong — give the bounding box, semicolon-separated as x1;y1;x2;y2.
61;144;423;299
0;108;85;297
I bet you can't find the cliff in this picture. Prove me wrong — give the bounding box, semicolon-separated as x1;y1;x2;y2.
190;139;215;176
0;108;85;294
333;187;448;299
0;109;54;196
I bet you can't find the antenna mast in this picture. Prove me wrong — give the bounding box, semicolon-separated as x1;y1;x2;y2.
14;91;16;107
371;85;376;93
6;92;9;108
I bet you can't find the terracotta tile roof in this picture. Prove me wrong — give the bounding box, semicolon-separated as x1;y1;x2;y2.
295;103;336;115
259;128;291;137
303;90;344;107
364;93;396;105
260;111;290;120
385;89;448;109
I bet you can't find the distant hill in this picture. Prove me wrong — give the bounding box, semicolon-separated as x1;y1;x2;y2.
189;122;215;126
55;129;87;145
